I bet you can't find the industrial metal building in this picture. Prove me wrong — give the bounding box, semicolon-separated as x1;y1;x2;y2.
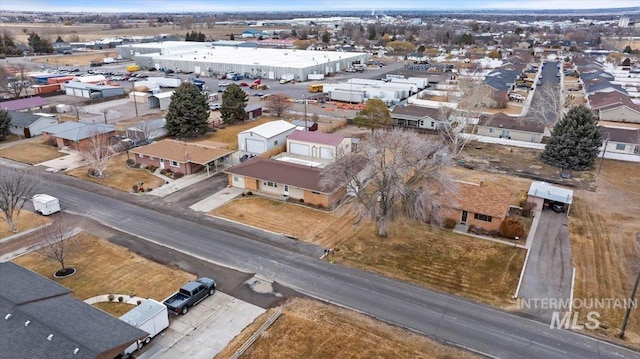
116;41;369;82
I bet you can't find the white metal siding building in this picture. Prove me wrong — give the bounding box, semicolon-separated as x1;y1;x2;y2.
237;120;296;154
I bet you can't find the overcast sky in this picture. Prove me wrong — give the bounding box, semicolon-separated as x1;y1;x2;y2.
0;0;638;13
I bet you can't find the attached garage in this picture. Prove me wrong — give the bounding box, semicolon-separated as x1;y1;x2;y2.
527;181;573;216
320;147;334;159
245;138;266;154
289;142;309;156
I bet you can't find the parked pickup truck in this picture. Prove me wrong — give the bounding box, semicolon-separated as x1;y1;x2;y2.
163;277;216;315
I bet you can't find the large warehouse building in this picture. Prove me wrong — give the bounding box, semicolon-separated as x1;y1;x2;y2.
116;41;369;82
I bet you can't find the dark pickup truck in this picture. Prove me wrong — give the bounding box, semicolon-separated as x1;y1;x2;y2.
163;277;216;315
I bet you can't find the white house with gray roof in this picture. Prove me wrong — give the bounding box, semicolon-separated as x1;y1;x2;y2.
8;111;59;138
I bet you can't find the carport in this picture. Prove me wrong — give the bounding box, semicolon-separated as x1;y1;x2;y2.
527;181;574;216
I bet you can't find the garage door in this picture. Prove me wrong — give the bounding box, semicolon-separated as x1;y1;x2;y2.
320;147;334;159
246;138;265;154
289;143;309;156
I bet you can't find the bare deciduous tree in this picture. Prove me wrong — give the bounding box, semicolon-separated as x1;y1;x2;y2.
0;169;41;232
82;130;114;177
37;218;80;276
0;64;29;99
267;93;292;118
438;107;477;158
527;81;563;127
321;129;455;237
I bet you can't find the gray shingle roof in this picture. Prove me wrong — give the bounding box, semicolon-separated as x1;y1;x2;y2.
0;262;147;359
9;112;45;128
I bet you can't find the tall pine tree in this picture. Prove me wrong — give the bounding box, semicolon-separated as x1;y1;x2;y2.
165;82;209;138
220;84;248;124
541;105;601;170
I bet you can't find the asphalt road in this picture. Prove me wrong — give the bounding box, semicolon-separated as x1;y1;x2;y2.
518;210;574;321
4;162;637;359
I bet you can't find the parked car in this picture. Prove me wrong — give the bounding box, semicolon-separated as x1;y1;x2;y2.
551;203;566;213
209;103;221;110
163;277;216;315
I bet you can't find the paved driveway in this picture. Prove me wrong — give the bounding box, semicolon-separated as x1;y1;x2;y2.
517;210;573;320
138;292;265;359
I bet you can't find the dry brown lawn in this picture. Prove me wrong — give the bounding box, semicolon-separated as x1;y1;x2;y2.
216;298;478;359
30;51;118;66
569;159;640;347
197;117;276;149
0;141;65;164
0;211;51;238
212;197;525;307
13;232;195;316
66;153;165;192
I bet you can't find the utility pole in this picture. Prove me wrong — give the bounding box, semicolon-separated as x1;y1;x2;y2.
595;136;609;187
131;82;139;117
304;94;308;130
619;232;640;340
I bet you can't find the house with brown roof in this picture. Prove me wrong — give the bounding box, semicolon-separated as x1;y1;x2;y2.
476;113;546;143
588;92;640;124
224;157;347;208
441;181;512;232
599;126;640;155
130;139;234;176
391;104;448;130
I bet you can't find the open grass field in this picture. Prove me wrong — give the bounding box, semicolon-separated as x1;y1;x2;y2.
212;196;525;307
13;231;195;316
0;141;66;164
0;211;50;238
66;153;165;192
216;298;478;359
30;51;118;67
568;159;640;347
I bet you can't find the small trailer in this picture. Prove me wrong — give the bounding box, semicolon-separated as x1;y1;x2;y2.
32;194;61;215
120;299;170;358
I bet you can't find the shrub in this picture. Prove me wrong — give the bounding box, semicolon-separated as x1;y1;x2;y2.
247;191;253;195
299;199;304;203
126;159;135;166
146;188;153;192
173;172;184;179
500;217;525;239
521;201;537;217
132;185;138;193
108;294;114;301
136;300;142;305
443;218;457;229
117;296;124;303
518;192;529;207
87;168;99;177
147;165;158;172
159;169;167;175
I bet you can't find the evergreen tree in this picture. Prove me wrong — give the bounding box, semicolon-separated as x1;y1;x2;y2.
321;31;330;44
55;36;64;43
541;105;602;170
165;83;209;138
197;32;206;42
353;99;392;133
0;109;11;140
623;45;632;54
220;84;248;125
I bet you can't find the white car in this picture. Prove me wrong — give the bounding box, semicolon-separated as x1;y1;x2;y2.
209;103;221;110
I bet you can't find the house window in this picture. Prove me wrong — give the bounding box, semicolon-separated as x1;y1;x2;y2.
265;181;277;188
489;128;495;133
233;176;239;181
170;160;179;167
274;140;278;145
149;156;155;161
311;191;321;194
431;121;434;127
616;143;626;151
474;213;492;222
420;120;424;127
138;154;144;158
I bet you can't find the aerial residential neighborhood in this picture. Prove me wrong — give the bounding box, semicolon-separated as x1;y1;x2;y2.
0;1;640;358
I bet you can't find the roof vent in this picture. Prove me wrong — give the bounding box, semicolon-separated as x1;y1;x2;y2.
47;334;54;341
24;320;30;326
73;348;80;355
4;314;12;320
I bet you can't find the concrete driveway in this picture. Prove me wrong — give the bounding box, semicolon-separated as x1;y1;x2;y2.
517;210;573;320
138;292;265;359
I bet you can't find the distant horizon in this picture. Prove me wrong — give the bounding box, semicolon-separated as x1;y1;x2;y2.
1;0;639;13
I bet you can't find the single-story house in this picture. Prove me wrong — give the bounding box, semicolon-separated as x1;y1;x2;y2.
41;122;116;150
527;181;573;216
0;262;147;359
476;113;546;143
147;92;173;110
126;118;167;144
244;103;263;121
64;82;125;99
291;119;318;131
441;181;512;232
286;130;350;160
391;104;448;130
8;111;59;138
599;126;640;155
237;120;296;155
130;139;234;176
0;96;48;111
588;92;640;124
225;156;346;208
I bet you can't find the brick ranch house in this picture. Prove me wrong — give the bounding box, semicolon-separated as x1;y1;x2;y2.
441;181;512;232
224;156;347;208
41;122;115;151
130;139;234;176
